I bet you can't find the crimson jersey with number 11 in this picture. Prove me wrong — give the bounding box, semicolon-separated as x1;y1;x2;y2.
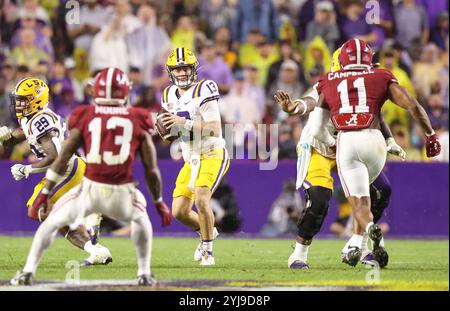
317;68;398;130
68;105;154;185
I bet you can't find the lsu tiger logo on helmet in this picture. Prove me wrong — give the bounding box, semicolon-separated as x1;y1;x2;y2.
10;78;49;119
166;47;199;89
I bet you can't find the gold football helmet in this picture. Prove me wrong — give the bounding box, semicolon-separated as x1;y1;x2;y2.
166;47;199;88
10;78;49;118
331;47;342;72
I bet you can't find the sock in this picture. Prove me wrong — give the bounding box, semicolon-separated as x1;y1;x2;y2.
365;222;374;234
23;221;58;274
348;234;363;249
380;237;385;248
202;240;213;254
131;216;153;276
361;232;369;252
292;242;309;262
83;240;95;254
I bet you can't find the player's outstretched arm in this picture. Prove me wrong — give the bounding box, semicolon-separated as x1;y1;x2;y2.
274;90;317;116
10;130;61;181
309;94;336;147
388;83;441;157
140;131;172;226
0;127;26;147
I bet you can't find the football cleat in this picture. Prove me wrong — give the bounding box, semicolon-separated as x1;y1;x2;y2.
342;246;362;267
368;224;389;268
10;271;33;286
360;252;378;267
81;244;113;266
137;274;157;286
194;227;219;261
200;251;215;266
289;260;309;269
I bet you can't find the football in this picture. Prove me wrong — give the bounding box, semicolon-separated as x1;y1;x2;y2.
156;108;179;142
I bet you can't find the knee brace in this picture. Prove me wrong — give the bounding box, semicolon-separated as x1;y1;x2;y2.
297;186;332;242
370;176;392;223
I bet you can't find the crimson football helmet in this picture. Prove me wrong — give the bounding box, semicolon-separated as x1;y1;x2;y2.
338;38;373;70
93;67;131;105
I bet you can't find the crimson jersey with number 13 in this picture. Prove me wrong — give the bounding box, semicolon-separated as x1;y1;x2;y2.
68;105;154;185
317;68;398;130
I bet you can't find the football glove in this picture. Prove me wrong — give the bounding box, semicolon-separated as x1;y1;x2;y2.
386;137;406;161
11;164;32;181
426;133;441;158
155;200;172;227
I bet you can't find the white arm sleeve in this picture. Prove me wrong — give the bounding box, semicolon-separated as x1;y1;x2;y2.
200;100;221;122
308;107;336;146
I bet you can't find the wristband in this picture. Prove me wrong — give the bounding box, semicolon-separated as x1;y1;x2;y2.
153;197;163;204
45;169;64;183
425;130;436;137
293;99;307;116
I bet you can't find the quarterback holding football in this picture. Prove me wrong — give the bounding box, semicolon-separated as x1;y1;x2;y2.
157;47;230;266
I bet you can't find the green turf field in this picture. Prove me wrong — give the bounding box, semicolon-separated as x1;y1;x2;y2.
0;236;448;290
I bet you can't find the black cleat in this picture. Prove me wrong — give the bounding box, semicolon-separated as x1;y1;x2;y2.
368;224;389;268
342;247;362;267
137;274;157;286
10;271;33;286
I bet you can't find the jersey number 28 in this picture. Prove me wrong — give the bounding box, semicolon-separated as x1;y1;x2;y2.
86;117;133;165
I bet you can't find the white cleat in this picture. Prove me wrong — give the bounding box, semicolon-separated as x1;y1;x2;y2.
82;244;113;266
194;227;219;261
288;253;309;269
200;252;215;266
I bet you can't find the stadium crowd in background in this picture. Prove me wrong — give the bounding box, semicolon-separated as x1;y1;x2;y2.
0;0;448;162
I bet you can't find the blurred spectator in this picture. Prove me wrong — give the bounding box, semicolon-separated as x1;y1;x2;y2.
67;0;114;54
18;0;50;25
260;179;305;237
53;85;79;120
430;11;449;51
416;0;449;28
221;71;260;152
238;28;263;67
230;0;280;44
277;122;297;159
1;60;17;92
128;67;145;106
11;11;54;60
171;16;196;51
303;36;331;74
128;3;172;86
79;77;95;106
214;26;237;68
413;43;443;99
113;0;142;34
253;39;280;86
296;0;317;42
15;65;31;82
426;91;449;134
198;40;234;94
388;120;422;162
394;0;429;49
266;40;303;94
339;0;378;46
89;15;129;73
269;60;304;121
48;60;74;112
8;28;49;76
379;48;416;128
243;65;266;120
367;0;394;51
0;74;15;128
305;1;339;52
199;0;238;37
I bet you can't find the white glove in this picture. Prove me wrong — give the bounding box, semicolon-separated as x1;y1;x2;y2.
11;164;32;181
0;126;12;144
386;137;406;161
